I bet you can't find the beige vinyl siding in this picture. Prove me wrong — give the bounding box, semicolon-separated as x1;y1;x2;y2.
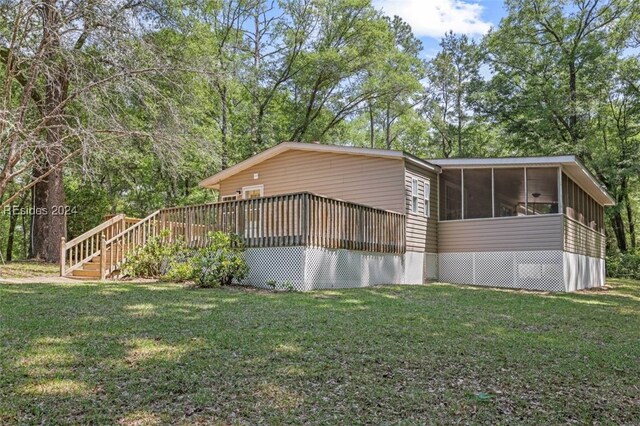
218;149;406;213
438;215;563;252
564;216;606;258
404;163;438;253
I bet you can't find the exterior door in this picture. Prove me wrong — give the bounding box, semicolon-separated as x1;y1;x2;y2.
242;185;263;238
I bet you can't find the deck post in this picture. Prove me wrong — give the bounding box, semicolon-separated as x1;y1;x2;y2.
302;194;309;246
59;237;66;276
100;236;107;280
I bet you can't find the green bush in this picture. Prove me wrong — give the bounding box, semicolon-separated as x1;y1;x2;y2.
122;230;249;286
607;250;640;279
164;259;197;282
193;232;249;287
122;230;191;278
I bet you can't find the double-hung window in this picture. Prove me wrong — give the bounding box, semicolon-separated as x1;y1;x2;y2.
411;178;419;214
424;181;430;217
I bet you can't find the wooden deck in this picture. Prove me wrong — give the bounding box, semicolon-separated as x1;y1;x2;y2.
60;192;406;279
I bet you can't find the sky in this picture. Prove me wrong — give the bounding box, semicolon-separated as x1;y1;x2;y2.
373;0;507;58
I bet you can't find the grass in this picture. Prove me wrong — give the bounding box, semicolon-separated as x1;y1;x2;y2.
0;261;58;279
1;279;639;424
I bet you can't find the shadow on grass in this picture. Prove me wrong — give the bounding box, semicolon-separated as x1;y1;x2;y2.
1;279;639;424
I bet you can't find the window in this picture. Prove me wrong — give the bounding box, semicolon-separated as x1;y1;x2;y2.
526;168;559;215
440;166;562;221
242;184;264;199
440;169;462;220
221;195;237;202
593;199;598;230
494;168;525;217
463;169;492;219
577;186;585;224
565;176;575;219
424;181;431;217
411;178;419;214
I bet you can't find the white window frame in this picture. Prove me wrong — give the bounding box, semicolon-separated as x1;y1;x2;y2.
424;181;431;218
241;184;264;199
411;178;419;214
221;194;238;202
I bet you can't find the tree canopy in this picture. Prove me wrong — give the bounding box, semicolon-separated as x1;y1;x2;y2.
0;0;638;262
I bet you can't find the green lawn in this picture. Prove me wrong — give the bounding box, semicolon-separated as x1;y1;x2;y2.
0;261;58;279
1;279;639;425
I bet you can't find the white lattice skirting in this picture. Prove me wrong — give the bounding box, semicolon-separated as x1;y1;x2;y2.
243;248;603;292
243;247;433;291
439;250;604;292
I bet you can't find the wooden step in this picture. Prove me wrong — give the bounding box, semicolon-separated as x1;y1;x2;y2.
71;269;101;278
88;256;116;265
82;262;101;270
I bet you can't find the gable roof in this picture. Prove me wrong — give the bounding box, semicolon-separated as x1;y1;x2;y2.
199;144;614;206
430;155;615;206
199;142;439;189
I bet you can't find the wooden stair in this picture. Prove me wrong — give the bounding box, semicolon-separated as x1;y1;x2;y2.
60;212;150;280
68;254;115;279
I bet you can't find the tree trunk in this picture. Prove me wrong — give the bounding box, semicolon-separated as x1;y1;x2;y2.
30;0;68;263
457;73;463;157
31;149;67;262
368;102;374;148
568;61;578;144
624;191;636;250
6;193;27;261
441;134;449;158
610;209;627;253
21;207;28;258
220;84;229;170
250;11;263;154
6;205;18;262
385;106;391;149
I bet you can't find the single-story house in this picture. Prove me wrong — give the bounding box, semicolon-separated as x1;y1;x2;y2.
197;142;613;291
61;142;614;292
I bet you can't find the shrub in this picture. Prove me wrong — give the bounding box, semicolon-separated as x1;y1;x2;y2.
607;250;640;280
193;232;249;288
122;230;190;278
164;259;196;282
122;230;249;287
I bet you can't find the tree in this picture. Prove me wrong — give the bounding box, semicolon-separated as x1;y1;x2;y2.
484;0;634;153
424;32;483;157
483;0;639;252
0;0;192;261
283;0;392;142
365;16;425;149
589;57;640;252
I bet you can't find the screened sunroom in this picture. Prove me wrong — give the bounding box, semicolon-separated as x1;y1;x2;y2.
438;165;605;233
430;156;614;292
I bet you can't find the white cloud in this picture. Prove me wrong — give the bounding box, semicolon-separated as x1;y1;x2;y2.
374;0;492;39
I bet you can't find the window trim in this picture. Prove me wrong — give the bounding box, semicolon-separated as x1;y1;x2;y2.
241;184;264;199
423;181;431;218
411;178;419;214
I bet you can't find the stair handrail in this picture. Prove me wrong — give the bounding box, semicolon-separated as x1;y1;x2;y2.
104;210;161;244
101;210;161;279
64;214;125;248
104;214;142;228
60;214;126;276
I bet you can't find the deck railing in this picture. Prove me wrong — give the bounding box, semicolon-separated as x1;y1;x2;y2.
61;192;406;278
159;192;406;254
